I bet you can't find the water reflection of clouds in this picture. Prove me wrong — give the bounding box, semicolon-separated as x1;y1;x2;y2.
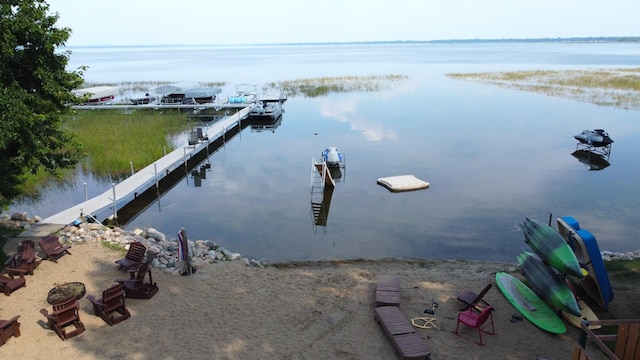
317;97;399;141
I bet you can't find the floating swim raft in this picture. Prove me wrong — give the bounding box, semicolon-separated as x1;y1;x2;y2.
376;175;429;192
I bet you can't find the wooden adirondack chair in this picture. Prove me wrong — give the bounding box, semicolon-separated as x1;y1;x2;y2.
87;283;131;326
4;239;41;275
114;261;159;299
40;296;85;340
115;241;146;270
0;316;21;346
38;235;72;263
0;272;26;296
456;283;492;312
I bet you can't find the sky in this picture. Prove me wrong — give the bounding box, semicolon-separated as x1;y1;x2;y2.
47;0;638;46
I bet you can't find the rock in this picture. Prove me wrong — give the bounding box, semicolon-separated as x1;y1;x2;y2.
146;227;166;241
10;212;27;221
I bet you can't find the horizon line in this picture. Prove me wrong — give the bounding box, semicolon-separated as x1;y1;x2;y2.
62;36;640;49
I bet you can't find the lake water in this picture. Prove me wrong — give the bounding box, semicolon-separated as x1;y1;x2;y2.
8;42;640;263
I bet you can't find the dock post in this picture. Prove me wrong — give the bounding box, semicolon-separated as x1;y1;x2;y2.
112;183;117;222
84;182;88;201
154;163;158;188
183;147;187;170
130;161;134;175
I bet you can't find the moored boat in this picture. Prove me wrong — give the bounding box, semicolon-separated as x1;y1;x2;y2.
228;83;258;104
155;83;220;104
321;147;345;181
72;86;118;105
184;87;222;104
249;101;283;120
131;93;156;105
322;147;343;166
521;217;583;278
517;251;581;317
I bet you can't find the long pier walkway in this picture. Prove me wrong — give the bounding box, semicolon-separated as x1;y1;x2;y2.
39;106;252;228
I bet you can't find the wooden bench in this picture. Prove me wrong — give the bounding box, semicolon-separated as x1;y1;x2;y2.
376;275;401;307
374;306;431;359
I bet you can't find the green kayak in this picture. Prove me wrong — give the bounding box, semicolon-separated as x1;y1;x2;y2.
517;251;581;317
521;217;583;278
495;272;566;334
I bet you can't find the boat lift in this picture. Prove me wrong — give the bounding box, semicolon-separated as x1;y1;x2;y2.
575;139;612;160
309;150;346;233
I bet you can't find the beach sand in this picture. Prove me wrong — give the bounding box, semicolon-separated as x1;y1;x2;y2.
1;238;637;359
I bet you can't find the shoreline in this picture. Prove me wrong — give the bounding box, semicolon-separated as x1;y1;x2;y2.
2;239;636;359
1;216;638;359
3;212;640;268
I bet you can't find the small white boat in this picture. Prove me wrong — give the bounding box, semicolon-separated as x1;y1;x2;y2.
228;84;258;104
72;86;118;105
321;147;346;181
249;101;283;120
130;93;156;105
322;147;343;166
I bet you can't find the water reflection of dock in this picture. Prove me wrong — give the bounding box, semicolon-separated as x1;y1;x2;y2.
38;106;252;228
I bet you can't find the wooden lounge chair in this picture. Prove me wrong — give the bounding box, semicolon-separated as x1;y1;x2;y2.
0;272;26;296
38;234;71;263
375;275;401;307
115;241;146;270
4;239;41;275
39;296;85;340
87;283;131;326
452;305;496;346
456;283;492;311
114;261;159;299
374;306;431;360
0;316;21;346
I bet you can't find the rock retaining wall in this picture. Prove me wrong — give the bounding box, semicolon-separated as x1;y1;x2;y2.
2;212;263;274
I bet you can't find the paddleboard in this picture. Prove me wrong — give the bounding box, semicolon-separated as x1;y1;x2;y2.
557;216;614;311
561;299;601;330
495;272;566;334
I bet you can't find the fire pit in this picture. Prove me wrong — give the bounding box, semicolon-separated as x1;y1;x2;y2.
47;282;86;304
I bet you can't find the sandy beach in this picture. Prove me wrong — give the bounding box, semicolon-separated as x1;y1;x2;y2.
1;236;638;360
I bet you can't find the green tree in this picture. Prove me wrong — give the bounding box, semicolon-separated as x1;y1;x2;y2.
0;0;84;209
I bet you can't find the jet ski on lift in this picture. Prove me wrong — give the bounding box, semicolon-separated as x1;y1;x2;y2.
573;129;614;147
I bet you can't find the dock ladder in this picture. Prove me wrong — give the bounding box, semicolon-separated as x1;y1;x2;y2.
310;157;335;233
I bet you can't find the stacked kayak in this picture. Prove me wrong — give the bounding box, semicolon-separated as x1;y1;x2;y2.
521;217;583;278
517;251;581;317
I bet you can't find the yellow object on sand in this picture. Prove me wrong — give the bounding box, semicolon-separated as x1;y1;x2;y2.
411;317;437;329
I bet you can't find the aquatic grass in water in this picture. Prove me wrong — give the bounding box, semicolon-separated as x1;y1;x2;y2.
267;75;408;97
448;68;640;110
63;109;192;178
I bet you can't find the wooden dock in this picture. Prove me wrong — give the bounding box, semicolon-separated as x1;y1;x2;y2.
40;106;252;227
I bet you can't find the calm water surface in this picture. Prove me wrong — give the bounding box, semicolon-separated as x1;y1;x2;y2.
8;42;640;263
